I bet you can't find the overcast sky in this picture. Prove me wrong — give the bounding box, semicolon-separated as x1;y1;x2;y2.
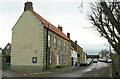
0;0;110;54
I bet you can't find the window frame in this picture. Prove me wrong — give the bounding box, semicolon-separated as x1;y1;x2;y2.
32;57;37;63
49;52;52;64
64;42;66;51
48;34;51;47
54;37;57;49
59;40;62;50
6;45;10;49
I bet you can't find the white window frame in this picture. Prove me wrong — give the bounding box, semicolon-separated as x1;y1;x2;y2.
49;52;52;64
48;35;51;47
54;37;57;49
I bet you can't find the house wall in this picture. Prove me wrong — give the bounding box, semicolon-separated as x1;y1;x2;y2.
0;50;1;54
11;11;45;71
2;44;11;56
71;41;77;50
77;46;83;60
44;29;71;68
71;49;77;65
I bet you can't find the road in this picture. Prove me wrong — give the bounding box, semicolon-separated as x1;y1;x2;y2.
36;61;110;77
2;61;111;78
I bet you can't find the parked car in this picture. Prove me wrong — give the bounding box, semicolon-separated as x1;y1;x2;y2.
87;58;92;64
93;58;98;63
80;60;86;66
106;59;112;63
98;58;101;61
100;58;106;62
85;59;91;65
80;60;90;66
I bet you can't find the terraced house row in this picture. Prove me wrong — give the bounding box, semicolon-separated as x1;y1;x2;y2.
11;2;85;71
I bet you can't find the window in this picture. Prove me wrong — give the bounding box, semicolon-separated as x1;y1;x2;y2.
67;55;69;63
48;35;51;47
59;40;62;50
54;37;57;49
49;52;52;64
6;45;10;49
64;54;66;63
64;42;66;51
32;57;37;63
60;53;63;65
6;52;9;54
67;44;69;51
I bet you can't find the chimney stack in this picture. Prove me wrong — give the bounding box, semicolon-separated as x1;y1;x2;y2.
24;2;33;11
58;25;63;32
67;33;70;39
75;40;77;44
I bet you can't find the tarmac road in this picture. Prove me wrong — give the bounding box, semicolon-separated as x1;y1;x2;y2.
36;61;110;77
2;61;111;78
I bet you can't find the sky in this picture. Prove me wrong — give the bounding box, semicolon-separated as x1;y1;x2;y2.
0;0;110;55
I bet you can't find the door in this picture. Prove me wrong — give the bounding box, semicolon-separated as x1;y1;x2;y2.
71;57;74;66
57;53;59;65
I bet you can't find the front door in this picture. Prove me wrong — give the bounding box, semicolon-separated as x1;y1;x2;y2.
57;53;59;65
71;57;74;66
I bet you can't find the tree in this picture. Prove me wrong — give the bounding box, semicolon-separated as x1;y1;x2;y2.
99;49;110;57
89;0;120;55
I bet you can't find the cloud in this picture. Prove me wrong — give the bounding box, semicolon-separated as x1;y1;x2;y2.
0;0;108;55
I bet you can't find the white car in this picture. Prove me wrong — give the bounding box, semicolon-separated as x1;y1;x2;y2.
106;59;112;63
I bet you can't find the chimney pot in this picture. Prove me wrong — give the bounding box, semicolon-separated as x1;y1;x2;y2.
75;40;77;44
67;33;70;39
24;2;33;11
58;25;63;32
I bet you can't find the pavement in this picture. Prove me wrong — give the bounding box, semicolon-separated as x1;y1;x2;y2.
109;64;120;77
2;66;79;77
2;62;116;78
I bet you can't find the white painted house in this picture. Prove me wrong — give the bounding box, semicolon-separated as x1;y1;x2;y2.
71;46;78;66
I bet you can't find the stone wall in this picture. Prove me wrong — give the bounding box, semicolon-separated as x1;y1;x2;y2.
44;28;71;69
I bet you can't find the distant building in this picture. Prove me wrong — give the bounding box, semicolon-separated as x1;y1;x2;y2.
0;47;2;54
70;40;84;66
87;55;99;59
11;2;71;71
2;43;11;70
71;46;77;66
83;52;87;60
75;41;84;63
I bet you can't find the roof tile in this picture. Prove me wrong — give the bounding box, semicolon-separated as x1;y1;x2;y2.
33;11;70;41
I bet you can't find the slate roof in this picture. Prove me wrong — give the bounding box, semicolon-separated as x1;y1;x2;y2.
33;11;70;41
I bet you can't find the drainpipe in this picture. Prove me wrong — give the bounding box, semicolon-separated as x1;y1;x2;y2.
46;26;48;70
46;25;50;70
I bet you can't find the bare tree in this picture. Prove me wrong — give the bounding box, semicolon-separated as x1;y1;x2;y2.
89;0;120;55
99;49;110;57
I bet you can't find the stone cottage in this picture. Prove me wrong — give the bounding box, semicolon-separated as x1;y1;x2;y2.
11;2;71;71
